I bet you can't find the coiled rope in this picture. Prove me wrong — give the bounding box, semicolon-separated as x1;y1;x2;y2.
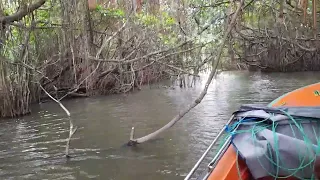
224;109;320;179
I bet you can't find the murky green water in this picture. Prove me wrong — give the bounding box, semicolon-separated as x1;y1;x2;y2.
0;71;319;180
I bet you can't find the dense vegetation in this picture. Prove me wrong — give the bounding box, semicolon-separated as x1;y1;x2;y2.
0;0;319;118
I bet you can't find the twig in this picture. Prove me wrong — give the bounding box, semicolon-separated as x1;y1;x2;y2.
147;43;208;76
155;61;199;77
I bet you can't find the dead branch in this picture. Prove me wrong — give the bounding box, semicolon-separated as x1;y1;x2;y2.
65;120;78;158
130;127;135;141
39;84;77;158
88;40;206;79
116;37;146;61
88;40;192;63
127;0;245;145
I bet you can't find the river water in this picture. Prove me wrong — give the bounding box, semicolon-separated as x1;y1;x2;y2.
0;71;319;180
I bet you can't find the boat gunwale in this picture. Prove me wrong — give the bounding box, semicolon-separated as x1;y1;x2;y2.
185;81;320;180
268;82;320;107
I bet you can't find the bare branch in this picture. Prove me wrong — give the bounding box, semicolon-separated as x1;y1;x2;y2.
39;84;77;158
88;40;192;63
39;84;70;116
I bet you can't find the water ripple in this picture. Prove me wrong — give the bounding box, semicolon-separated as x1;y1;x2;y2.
0;71;320;179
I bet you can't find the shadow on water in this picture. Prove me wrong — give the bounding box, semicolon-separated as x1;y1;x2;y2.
121;137;166;148
0;71;320;179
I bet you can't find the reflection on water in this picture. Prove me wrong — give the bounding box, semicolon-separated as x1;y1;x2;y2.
0;71;319;180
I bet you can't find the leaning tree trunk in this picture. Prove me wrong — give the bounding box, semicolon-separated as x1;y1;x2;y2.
128;0;245;145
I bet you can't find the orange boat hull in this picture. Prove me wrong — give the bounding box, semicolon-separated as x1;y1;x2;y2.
208;82;320;180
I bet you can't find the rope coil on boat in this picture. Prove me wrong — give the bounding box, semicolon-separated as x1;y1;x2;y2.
226;108;320;180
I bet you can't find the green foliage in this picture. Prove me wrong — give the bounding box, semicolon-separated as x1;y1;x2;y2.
37;10;49;21
161;12;176;26
134;11;178;45
3;2;17;15
134;11;176;28
95;5;125;18
135;13;160;27
158;32;178;45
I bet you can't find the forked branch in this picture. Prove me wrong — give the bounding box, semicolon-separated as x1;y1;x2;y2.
39;84;77;157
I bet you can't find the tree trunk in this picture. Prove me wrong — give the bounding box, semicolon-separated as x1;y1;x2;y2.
312;0;317;38
148;0;160;15
88;0;97;10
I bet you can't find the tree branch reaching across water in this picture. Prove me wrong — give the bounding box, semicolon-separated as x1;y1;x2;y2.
127;0;245;145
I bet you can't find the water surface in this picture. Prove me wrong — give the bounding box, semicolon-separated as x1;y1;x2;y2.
0;71;319;180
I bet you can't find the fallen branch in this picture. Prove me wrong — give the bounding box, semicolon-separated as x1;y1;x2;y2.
127;0;245;145
39;84;77;158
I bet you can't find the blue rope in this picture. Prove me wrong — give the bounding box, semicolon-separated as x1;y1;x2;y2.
229;109;320;179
